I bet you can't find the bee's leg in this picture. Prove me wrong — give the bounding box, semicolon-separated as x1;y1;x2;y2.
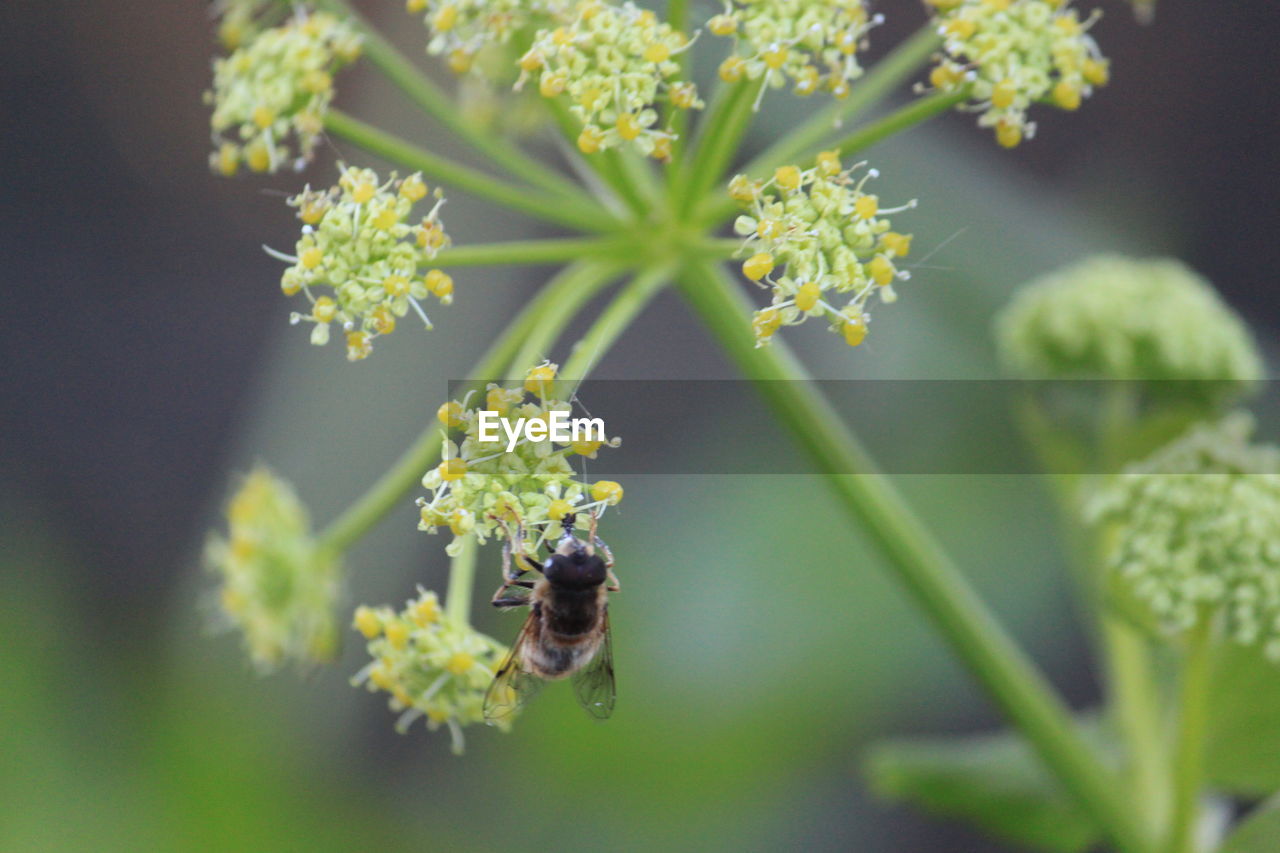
491;595;532;609
492;515;541;580
605;571;621;593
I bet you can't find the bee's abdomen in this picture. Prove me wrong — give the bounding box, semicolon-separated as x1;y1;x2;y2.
544;588;599;638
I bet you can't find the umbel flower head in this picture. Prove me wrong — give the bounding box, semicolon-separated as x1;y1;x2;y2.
407;0;569;76
708;0;880;102
996;255;1263;408
207;10;362;175
520;1;702;158
419;362;622;555
730;151;915;347
352;589;509;752
1087;415;1280;659
273;165;453;361
924;0;1109;148
205;466;340;671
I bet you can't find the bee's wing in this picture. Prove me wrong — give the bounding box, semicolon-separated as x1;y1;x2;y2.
572;607;615;720
483;614;544;725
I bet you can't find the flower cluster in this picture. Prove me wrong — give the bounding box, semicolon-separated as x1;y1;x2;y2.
996;256;1263;401
1087;415;1280;659
407;0;568;75
352;589;509;752
520;1;702;158
708;0;880;102
273;166;454;361
729;152;915;347
418;363;623;555
205;466;340;671
924;0;1109;147
208;10;362;175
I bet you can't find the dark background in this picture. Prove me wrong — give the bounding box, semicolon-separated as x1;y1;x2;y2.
1;1;1277;850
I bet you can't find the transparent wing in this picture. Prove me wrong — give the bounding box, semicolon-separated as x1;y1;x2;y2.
483;615;544;725
572;607;616;720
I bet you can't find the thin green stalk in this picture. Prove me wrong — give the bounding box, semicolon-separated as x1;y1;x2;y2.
698;86;969;226
677;259;1147;853
664;0;691;169
432;237;627;268
677;79;758;214
314;0;588;203
560;265;672;383
507;260;629;379
545;99;645;216
315;260;621;556
740;26;942;180
446;531;478;623
325;110;617;234
1167;622;1214;853
1105;617;1169;838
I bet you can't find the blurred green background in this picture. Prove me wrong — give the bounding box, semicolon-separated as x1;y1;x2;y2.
2;1;1277;850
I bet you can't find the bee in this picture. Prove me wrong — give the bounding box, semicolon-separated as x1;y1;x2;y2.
483;512;619;723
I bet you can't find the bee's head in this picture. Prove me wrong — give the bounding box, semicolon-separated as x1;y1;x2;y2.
544;537;606;589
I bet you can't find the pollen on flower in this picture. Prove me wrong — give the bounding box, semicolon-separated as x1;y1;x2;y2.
353;588;509;749
1087;415;1280;657
924;0;1107;147
522;1;702;158
274;166;453;360
730;154;915;347
417;378;622;553
707;0;880;106
207;10;361;175
205;466;339;671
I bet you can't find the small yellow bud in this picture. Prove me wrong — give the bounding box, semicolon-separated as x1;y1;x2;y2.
1083;58;1110;87
817;150;841;176
406;0;427;11
445;651;474;675
301;70;332;95
774;165;802;191
795;281;821;312
354;606;383;639
438;458;467;481
447;49;473;74
670;82;697;110
346;330;372;361
729;174;758;203
399;174;428;201
384;620;410;650
991;79;1017;109
437;401;464;428
651;135;672;162
300;246;323;270
756;219;783;240
854;195;879;220
842;311;868;347
879;232;912;257
369;665;395;691
743;253;775;281
547;499;574;521
571;439;603;456
312;296;337;323
708;14;737;35
447;508;473;536
868;255;896;286
412;596;439;627
540;72;567;97
753;307;782;339
520;50;544;73
995;119;1023;149
930;63;963;90
371;207;398;230
763;47;788;70
591;480;624;505
1052;81;1082;111
371;305;396;335
251;105;275;129
644;42;670;63
525;363;558;396
215;142;239;177
351;181;376;204
245;142;271;173
719;56;746;83
383;275;410;297
577;125;604;154
616;113;641;141
424;269;453;300
945;18;976;40
433;4;458;32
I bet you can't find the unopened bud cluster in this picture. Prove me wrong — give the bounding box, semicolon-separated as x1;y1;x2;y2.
520;1;702;158
924;0;1108;148
730;152;915;347
205;467;340;671
407;0;568;75
352;589;509;752
208;10;362;174
277;166;453;361
1088;415;1280;659
708;0;879;101
419;363;623;555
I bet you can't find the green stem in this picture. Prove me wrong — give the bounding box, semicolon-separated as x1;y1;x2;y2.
324;110;617;234
1105;616;1169;838
545;99;644;217
445;532;478;623
315;260;621;556
698;86;968;226
314;0;588;203
739;26;942;181
560;265;672;383
677;260;1146;853
432;237;627;268
1167;622;1214;853
677;80;757;214
507;260;628;380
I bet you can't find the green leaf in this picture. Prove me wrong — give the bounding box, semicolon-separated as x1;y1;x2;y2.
1220;795;1280;853
1206;644;1280;796
863;724;1108;853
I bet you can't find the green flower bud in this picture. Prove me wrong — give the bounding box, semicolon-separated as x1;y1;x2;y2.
205;466;339;671
1087;415;1280;657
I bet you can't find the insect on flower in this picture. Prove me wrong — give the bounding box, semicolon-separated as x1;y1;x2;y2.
483;512;619;722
